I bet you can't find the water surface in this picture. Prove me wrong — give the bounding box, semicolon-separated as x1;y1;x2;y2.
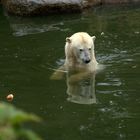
0;5;140;140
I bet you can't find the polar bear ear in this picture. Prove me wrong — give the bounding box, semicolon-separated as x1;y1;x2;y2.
66;37;72;43
91;36;96;41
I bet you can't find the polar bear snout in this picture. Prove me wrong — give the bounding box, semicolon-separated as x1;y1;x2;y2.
84;58;91;64
82;57;91;64
80;49;91;64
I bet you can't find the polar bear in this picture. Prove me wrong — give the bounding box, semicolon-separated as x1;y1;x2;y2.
51;32;98;80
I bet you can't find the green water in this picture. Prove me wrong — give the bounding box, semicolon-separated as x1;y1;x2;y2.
0;5;140;140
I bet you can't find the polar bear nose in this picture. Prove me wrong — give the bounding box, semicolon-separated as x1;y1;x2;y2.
84;59;91;64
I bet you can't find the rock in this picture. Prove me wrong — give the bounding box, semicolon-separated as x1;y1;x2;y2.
2;0;82;16
1;0;101;16
1;0;140;16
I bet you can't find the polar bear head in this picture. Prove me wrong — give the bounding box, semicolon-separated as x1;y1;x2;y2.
65;32;96;65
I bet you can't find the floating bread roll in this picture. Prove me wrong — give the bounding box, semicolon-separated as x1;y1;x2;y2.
7;94;14;101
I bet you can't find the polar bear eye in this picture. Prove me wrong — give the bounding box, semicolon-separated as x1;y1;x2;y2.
88;48;91;51
79;49;83;52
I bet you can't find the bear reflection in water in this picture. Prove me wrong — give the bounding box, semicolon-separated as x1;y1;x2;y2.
66;70;96;104
51;68;97;104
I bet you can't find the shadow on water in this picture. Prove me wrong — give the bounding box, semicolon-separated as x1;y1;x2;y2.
0;4;140;140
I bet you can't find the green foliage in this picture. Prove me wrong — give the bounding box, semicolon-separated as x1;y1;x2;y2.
0;102;42;140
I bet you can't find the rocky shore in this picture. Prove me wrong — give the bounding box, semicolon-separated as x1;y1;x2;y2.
1;0;140;16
